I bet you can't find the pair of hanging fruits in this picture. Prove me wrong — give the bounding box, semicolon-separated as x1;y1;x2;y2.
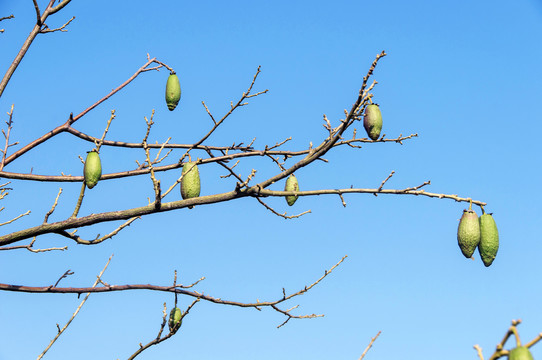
457;209;499;267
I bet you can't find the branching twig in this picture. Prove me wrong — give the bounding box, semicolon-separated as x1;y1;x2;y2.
0;1;73;97
37;255;111;360
0;256;347;328
0;237;67;253
0;134;418;183
2;56;165;165
56;216;140;245
0;182;486;247
126;299;199;360
40;15;75;33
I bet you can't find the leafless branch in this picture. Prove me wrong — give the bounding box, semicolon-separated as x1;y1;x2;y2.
40;15;75;33
0;133;418;183
37;255;111;360
0;209;30;226
126;299;199;360
44;188;63;223
358;331;381;360
0;181;486;247
0;237;67;253
56;216;140;245
256;198;311;219
2;56;166;166
375;170;395;195
0;255;347;328
0;14;15;33
1;104;17;171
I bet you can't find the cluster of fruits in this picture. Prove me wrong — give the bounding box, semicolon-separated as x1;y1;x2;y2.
282;104;382;207
83;92;384;203
457;207;499;267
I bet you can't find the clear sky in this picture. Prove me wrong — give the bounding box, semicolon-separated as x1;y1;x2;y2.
1;1;542;359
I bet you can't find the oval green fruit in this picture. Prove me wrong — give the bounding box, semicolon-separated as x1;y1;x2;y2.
83;150;102;189
168;307;182;332
363;104;383;141
284;174;299;206
478;213;499;267
508;346;534;360
181;161;200;200
457;209;481;258
165;72;181;111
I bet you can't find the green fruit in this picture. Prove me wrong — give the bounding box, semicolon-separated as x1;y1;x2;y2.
457;209;481;258
363;104;383;141
478;213;499;267
181;161;200;200
508;346;534;360
284;174;299;206
165;72;181;111
168;307;182;332
83;150;102;189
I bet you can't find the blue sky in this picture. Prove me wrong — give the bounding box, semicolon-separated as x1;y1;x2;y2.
1;1;542;359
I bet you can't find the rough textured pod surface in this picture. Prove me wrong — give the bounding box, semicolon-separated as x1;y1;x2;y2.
457;209;481;258
508;346;534;360
83;150;102;189
168;307;182;332
284;174;299;206
363;104;383;140
478;213;499;267
181;161;200;200
165;73;181;111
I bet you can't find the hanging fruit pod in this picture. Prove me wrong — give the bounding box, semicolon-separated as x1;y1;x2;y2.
165;72;181;111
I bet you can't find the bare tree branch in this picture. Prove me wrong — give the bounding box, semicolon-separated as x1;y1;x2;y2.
36;255;112;360
0;256;347;325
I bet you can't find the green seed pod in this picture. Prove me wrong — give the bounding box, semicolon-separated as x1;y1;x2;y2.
478;213;499;267
165;72;181;111
457;209;481;258
363;104;383;141
168;307;182;332
181;161;200;200
284;174;299;206
83;150;102;189
508;346;534;360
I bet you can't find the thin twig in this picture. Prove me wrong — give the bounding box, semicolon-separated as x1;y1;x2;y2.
44;188;62;223
37;255;112;360
40;16;75;33
358;331;381;360
0;210;30;226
